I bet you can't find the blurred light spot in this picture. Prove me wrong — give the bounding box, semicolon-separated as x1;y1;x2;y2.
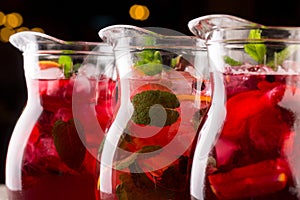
0;12;6;26
31;27;45;33
129;4;149;21
0;27;15;42
5;12;23;28
16;27;29;32
0;11;45;43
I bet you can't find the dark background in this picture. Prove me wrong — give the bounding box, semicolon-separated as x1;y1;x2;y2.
1;0;300;184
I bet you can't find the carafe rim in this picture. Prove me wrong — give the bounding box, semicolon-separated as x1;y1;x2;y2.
187;14;263;40
99;24;206;51
9;31;113;54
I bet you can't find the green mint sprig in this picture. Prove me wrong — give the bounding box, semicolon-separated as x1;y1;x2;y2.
266;45;299;69
52;119;86;170
131;90;180;127
134;50;163;76
224;29;299;69
59;55;73;78
244;29;267;64
116;163;175;200
224;56;242;66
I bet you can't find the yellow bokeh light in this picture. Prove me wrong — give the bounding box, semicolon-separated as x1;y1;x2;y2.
135;6;145;19
31;27;45;33
129;5;138;19
0;12;6;26
5;12;23;28
129;4;150;21
16;27;30;32
141;6;149;20
0;11;46;43
0;27;15;42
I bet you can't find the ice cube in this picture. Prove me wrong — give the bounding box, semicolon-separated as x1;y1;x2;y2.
35;67;64;79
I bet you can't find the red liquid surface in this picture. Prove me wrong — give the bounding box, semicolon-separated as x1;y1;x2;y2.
203;74;300;199
6;78;116;200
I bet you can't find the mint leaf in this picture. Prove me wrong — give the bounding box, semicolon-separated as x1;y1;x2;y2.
153;50;162;61
73;63;81;73
224;56;242;66
138;145;162;154
135;63;163;76
171;56;178;68
52;119;86;170
116;163;175;200
58;55;73;78
170;55;183;69
244;29;267;63
224;29;299;69
170;55;194;71
135;50;163;76
136;50;156;63
114;145;162;170
267;45;299;69
131;90;180;126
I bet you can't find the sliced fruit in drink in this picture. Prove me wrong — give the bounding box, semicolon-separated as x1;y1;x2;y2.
208;158;290;199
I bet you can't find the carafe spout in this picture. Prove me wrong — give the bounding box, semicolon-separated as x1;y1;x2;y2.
188;14;263;40
9;31;67;53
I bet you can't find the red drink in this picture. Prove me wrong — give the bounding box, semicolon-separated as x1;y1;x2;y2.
6;77;116;200
97;26;209;199
97;50;210;199
187;17;300;199
6;32;116;200
192;71;300;200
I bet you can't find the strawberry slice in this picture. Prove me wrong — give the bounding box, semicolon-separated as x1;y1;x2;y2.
215;138;239;167
208;158;289;199
221;90;265;140
222;82;287;141
126;119;180;150
248;106;291;155
218;82;293;166
130;83;171;99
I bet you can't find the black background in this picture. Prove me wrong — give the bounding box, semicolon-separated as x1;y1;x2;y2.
1;0;300;184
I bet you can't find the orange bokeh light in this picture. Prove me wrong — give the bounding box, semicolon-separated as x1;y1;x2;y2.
129;4;150;21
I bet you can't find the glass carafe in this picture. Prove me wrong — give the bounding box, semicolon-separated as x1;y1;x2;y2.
189;14;300;199
97;25;211;200
5;31;116;200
